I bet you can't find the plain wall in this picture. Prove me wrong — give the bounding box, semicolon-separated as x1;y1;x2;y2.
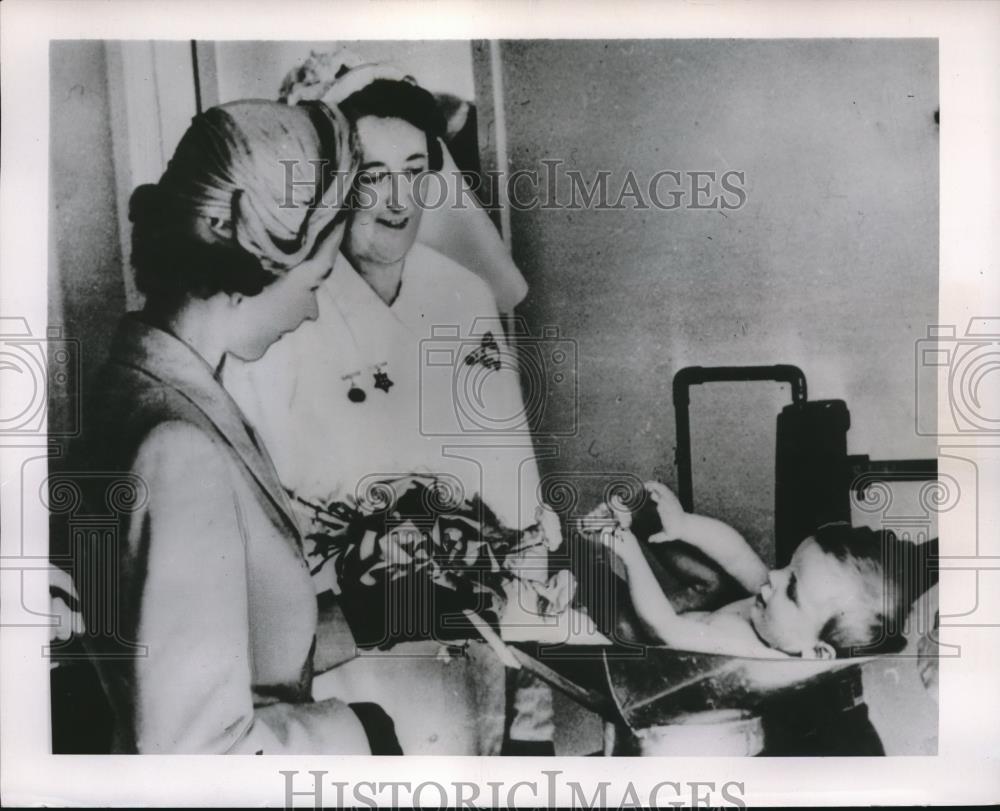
49;41;126;443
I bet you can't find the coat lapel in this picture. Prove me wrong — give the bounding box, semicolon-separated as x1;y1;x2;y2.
109;316;300;535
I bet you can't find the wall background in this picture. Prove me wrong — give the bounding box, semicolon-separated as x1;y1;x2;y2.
49;41;126;442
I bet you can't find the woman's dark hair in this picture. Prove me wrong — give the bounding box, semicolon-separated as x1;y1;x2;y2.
129;184;273;306
812;523;937;657
338;79;447;170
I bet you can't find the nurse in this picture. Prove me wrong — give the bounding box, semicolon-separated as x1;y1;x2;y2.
224;56;554;755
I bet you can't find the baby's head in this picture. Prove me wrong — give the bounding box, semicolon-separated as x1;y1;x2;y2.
750;523;921;659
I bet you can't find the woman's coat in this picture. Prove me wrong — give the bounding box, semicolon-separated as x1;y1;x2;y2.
78;315;369;754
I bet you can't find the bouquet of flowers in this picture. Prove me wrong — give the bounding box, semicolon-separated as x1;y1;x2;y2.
296;474;572;649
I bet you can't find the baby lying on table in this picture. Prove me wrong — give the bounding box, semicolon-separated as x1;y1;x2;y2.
609;482;921;659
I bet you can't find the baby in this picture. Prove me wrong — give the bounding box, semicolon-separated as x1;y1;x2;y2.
609;482;921;659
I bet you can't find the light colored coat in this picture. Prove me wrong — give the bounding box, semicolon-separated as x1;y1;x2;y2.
80;315;369;754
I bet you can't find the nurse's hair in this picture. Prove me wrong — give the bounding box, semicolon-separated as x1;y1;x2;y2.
812;523;936;657
338;79;447;171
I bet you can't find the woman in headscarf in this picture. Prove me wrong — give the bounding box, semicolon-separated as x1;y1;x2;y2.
76;99;399;754
223;53;553;756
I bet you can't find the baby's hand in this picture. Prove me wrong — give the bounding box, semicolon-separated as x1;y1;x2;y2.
589;494;634;551
535;504;563;551
644;481;686;542
606;491;632;531
612;526;643;564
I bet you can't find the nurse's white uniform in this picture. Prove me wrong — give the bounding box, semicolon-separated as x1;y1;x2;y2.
224;242;548;755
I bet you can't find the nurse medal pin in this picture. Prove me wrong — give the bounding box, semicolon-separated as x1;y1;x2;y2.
342;371;366;403
373;362;394;393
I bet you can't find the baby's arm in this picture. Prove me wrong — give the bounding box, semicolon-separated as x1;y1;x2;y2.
645;482;769;595
615;528;784;656
612;528;712;648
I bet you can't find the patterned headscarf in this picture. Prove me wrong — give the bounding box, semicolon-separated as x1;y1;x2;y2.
157;99;356;274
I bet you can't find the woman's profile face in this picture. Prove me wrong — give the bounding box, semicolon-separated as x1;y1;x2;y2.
342;115;429;267
227;223;342;361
